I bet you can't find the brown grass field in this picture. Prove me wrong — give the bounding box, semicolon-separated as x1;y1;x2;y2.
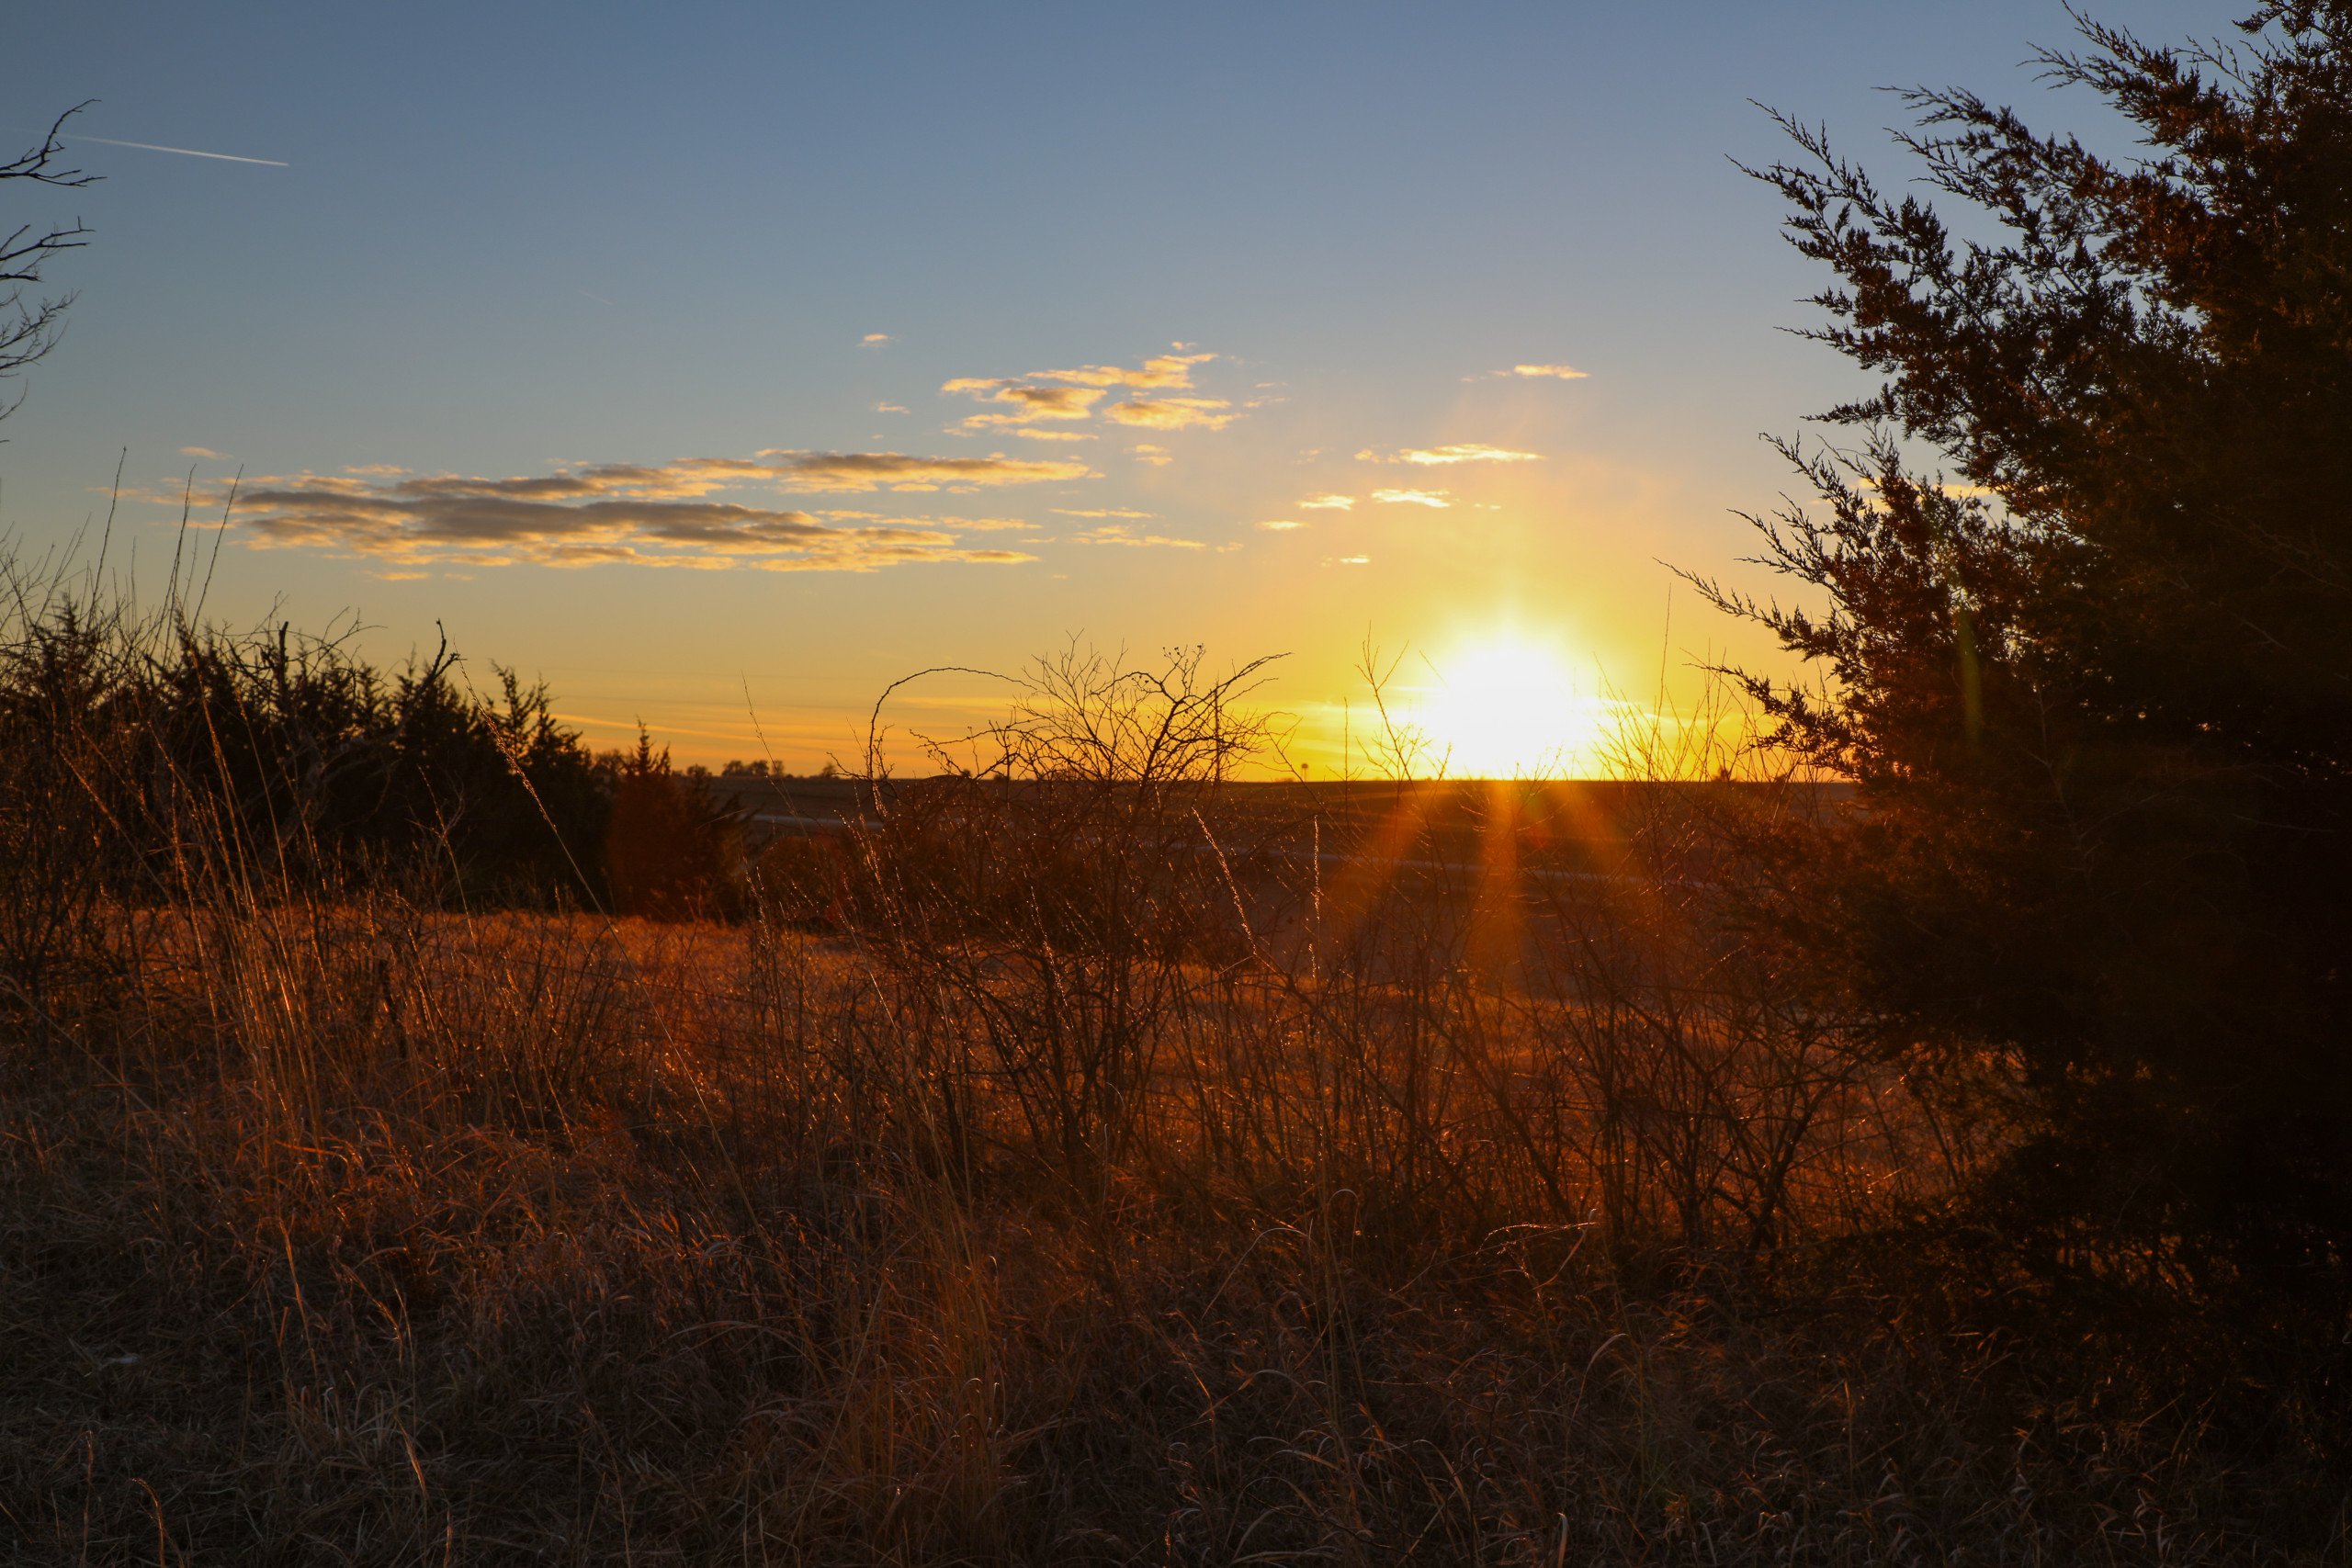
4;773;2344;1564
0;608;2340;1563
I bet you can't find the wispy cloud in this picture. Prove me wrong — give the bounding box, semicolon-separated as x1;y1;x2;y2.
1016;429;1094;442
874;401;908;413
1130;443;1173;467
765;450;1090;491
1358;444;1543;466
210;451;1080;571
821;510;1039;532
1297;493;1355;511
941;349;1239;437
1499;363;1587;380
179;446;227;459
862;333;893;345
942;378;1105;429
311;451;1079;500
1257;519;1306;531
239;491;1030;571
1032;350;1214;389
1069;524;1204;548
1371;488;1451;508
1054;507;1153;519
1103;397;1235;431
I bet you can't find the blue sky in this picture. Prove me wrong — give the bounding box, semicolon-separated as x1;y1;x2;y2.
4;1;2216;771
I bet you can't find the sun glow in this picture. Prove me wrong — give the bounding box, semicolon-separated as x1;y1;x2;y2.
1417;632;1604;778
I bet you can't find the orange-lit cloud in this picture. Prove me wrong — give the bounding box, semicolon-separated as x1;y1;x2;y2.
943;379;1106;429
220;452;1080;570
1371;488;1451;507
1069;523;1204;548
1298;493;1355;510
1035;350;1215;389
1358;444;1543;466
1257;519;1306;531
1103;397;1236;431
941;349;1240;436
1130;443;1172;467
763;450;1091;491
862;333;893;345
1016;428;1096;442
239;491;1030;571
1501;363;1587;379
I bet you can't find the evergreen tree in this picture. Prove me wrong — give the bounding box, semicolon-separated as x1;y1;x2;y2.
603;727;740;920
1704;5;2352;1296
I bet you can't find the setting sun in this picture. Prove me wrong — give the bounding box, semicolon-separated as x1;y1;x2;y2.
1417;632;1603;777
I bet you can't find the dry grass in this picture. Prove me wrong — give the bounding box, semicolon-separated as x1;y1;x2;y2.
0;621;2343;1563
2;865;2342;1563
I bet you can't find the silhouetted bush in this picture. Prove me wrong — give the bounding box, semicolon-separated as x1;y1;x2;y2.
0;553;614;960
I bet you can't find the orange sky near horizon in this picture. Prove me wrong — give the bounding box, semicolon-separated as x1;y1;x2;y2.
4;1;2213;777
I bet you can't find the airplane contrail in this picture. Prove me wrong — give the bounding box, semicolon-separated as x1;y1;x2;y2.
66;133;288;167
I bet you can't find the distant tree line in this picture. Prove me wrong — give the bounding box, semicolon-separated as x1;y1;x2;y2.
0;581;785;978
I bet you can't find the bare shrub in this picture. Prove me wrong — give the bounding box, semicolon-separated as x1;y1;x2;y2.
837;645;1291;1194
